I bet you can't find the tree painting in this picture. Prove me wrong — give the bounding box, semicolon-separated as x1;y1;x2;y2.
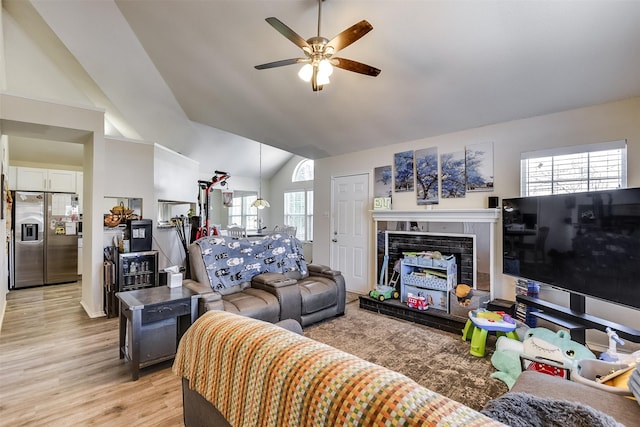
374;165;393;197
441;151;466;198
466;141;494;192
394;150;414;192
415;147;439;205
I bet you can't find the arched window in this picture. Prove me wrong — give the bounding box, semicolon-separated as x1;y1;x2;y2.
284;159;314;240
292;159;314;182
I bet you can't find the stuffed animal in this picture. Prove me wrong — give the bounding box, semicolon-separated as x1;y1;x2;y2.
454;284;473;307
491;327;596;389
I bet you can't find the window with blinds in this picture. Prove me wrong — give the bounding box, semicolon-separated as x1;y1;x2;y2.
228;193;258;229
284;190;313;241
521;140;627;196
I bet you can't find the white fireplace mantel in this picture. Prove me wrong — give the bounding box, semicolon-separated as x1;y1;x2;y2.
371;209;500;223
372;208;501;299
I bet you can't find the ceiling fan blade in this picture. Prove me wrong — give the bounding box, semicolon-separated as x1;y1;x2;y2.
327;20;373;53
332;57;381;77
255;58;307;70
265;17;310;51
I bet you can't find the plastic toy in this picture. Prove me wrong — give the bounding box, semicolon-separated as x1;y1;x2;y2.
599;327;625;362
407;292;428;310
454;284;473;307
369;285;399;302
490;327;596;389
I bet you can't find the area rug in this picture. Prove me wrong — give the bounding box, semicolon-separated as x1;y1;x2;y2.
304;300;508;411
345;291;360;304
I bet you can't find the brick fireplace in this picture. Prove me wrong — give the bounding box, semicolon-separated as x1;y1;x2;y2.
372;209;500;298
384;232;474;286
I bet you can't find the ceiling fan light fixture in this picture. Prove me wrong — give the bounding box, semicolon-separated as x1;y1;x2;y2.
318;59;333;77
298;63;313;82
255;0;380;91
316;71;330;86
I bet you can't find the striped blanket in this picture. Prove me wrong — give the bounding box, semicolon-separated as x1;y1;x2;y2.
173;311;504;427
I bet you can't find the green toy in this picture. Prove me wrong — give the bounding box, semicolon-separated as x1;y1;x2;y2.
490;327;596;389
369;285;399;302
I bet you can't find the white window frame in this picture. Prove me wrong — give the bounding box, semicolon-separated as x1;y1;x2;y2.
521;140;627;197
227;191;258;230
284;190;313;241
292;159;314;182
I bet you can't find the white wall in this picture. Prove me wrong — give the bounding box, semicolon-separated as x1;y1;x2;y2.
104;137;154;215
315;97;640;335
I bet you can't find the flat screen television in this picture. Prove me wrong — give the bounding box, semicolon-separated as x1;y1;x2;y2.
503;187;640;310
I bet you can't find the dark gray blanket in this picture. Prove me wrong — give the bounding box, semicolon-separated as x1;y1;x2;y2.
481;392;623;427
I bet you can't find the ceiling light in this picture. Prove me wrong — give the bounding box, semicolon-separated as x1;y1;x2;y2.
255;0;380;92
318;59;333;77
253;198;270;210
251;143;270;210
316;72;330;86
298;63;313;82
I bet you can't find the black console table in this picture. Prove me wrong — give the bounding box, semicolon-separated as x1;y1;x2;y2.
516;294;640;344
116;286;198;380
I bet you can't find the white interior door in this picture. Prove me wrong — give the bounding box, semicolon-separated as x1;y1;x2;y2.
331;173;370;294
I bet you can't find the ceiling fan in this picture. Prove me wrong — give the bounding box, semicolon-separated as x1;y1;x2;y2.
255;0;381;92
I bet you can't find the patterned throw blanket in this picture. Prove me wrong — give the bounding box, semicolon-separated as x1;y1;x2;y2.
173;311;504;427
195;234;307;291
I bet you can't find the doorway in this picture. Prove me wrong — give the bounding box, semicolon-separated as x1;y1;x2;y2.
331;173;370;294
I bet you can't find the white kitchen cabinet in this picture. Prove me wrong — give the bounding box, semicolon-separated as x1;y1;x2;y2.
14;167;77;193
48;169;77;192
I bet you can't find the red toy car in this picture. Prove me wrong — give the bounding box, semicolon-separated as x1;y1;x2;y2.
407;293;429;310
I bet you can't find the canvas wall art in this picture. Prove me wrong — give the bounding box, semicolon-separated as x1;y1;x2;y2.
441;151;466;199
374;165;393;197
465;141;494;192
394;150;414;192
415;147;439;205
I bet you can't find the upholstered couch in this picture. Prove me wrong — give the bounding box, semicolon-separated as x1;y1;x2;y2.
173;311;502;427
184;234;346;327
174;311;639;427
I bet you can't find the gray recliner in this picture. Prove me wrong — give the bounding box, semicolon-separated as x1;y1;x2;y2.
185;240;346;327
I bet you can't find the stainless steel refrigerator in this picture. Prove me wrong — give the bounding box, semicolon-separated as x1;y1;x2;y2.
12;191;79;289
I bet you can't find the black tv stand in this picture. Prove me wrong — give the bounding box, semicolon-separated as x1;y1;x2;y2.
516;294;640;344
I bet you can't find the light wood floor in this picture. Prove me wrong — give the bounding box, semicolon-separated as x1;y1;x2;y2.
0;283;183;426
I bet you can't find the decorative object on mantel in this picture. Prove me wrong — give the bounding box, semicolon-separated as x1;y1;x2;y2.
441;150;467;198
251;143;270;210
373;197;391;210
465;141;495;192
394;150;414;192
415;147;439;205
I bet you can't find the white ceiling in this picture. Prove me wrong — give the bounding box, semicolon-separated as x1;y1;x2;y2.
7;1;640;178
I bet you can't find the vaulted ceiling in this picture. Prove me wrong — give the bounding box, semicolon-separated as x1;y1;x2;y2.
6;1;640;178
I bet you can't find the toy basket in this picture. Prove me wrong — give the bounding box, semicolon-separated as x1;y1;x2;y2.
401;274;448;291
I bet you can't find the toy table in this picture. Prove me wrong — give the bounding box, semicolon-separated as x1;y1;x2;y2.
462;309;518;357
